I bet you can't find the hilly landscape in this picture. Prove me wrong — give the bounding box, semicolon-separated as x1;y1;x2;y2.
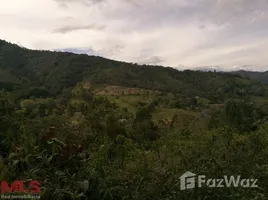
1;39;268;199
232;70;268;85
1;39;268;100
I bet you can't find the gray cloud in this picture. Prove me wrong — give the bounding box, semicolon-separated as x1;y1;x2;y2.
52;24;106;33
54;47;100;55
203;0;268;25
53;0;141;8
53;0;105;7
97;43;125;58
139;56;165;65
101;0;268;33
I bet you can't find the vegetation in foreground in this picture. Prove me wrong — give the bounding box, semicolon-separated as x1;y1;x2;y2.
1;83;268;200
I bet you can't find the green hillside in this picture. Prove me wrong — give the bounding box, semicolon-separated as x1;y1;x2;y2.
1;39;268;199
0;68;20;83
0;39;267;102
0;67;22;91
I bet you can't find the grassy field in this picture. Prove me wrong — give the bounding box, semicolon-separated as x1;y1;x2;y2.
94;84;162;114
93;85;201;126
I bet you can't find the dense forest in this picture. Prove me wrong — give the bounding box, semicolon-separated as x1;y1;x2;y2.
1;40;268;100
1;40;268;199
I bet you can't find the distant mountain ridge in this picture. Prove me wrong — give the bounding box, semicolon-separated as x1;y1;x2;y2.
0;39;268;102
231;70;268;85
192;67;268;85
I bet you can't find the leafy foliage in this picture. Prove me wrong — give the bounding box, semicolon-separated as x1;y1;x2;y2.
1;39;268;200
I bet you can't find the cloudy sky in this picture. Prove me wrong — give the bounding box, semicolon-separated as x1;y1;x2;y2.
1;0;268;71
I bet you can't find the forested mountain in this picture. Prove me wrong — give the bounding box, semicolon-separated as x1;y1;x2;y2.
231;70;268;85
1;39;267;102
1;39;268;200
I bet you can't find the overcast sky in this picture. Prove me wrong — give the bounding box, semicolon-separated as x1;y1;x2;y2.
1;0;268;71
